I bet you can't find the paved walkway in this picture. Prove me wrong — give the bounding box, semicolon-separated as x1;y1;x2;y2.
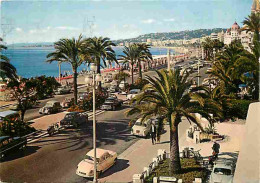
98;118;246;183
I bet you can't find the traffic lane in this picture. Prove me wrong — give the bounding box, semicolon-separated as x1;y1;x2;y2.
0;107;138;183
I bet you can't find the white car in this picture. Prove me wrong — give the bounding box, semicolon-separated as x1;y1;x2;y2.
127;89;141;100
76;148;117;178
131;118;152;137
209;161;234;183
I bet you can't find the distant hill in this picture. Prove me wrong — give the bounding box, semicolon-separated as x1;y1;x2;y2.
7;42;54;48
114;28;227;43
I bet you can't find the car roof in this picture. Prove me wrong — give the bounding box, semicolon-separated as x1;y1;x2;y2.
107;97;115;100
66;112;79;114
0;136;10;141
87;148;111;158
0;110;19;117
214;163;233;169
130;89;141;92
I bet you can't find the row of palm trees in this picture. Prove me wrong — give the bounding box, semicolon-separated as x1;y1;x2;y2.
47;36;153;105
126;12;260;175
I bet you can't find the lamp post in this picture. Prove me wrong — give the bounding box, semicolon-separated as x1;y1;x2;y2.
197;59;201;86
85;64;102;183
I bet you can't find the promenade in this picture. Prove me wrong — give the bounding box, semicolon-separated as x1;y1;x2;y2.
98;118;246;182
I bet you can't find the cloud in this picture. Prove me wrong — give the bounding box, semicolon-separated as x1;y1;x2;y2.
141;19;156;24
15;27;23;32
55;26;79;30
163;18;175;22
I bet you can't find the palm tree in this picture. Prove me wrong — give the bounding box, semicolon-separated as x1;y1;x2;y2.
127;69;221;174
120;44;139;84
46;35;86;105
136;43;153;79
0;37;17;80
208;41;245;95
243;12;260;43
86;37;117;88
202;37;213;61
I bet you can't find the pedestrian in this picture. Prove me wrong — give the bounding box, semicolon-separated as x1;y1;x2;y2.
150;122;156;145
212;141;220;159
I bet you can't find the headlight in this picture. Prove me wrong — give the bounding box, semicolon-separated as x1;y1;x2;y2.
89;170;94;176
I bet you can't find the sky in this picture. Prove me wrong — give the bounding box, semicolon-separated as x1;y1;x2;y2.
0;0;254;44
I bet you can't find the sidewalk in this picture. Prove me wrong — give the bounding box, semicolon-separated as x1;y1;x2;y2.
99;124;171;183
98;118;246;183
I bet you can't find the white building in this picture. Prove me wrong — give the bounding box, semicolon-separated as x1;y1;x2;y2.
210;33;218;40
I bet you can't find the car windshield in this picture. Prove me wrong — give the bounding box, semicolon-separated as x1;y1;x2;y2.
135;121;146;127
45;103;54;107
84;155;99;162
214;168;232;175
130;90;139;94
105;99;114;103
64;114;75;119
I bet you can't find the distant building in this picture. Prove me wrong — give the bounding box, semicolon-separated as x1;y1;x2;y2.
218;30;225;42
224;22;241;45
210;33;218;40
251;0;260;14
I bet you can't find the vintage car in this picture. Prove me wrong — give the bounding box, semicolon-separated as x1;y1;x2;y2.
39;100;62;115
131;118;152;137
126;89;141;100
101;97;122;111
108;85;119;93
209;160;235;183
54;85;71;95
0;136;27;158
76;148;117;178
60;112;88;127
61;97;74;108
0;110;19;123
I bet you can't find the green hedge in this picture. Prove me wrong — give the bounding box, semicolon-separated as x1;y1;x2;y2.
226;100;253;120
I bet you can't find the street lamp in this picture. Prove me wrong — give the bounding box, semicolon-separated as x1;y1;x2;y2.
197;59;201;86
84;63;102;183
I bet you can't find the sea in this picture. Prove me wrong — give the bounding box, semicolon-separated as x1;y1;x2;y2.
2;47;170;78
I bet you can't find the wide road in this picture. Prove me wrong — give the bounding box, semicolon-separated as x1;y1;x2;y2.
0;107;138;183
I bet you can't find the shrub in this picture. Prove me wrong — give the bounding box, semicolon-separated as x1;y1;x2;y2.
0;118;36;137
145;158;208;183
114;71;130;82
226;100;253;120
67;105;85;113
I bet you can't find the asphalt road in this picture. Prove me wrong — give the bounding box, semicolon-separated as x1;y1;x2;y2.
0;107;138;183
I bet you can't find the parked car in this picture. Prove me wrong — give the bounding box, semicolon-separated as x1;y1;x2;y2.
119;80;128;90
61;97;74;108
127;89;141;100
39;100;62;115
0;110;19;123
209;160;234;183
60;112;88;127
131;118;152;137
76;148;117;178
54;85;71;95
0;136;27;158
101;97;122;111
108;85;119;93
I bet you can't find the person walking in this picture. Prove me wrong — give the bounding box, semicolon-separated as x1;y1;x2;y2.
150;122;156;145
212;141;220;159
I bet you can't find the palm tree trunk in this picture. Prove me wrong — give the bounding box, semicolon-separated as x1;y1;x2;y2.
138;60;142;79
97;57;102;90
73;69;78;105
131;62;134;84
169;115;181;174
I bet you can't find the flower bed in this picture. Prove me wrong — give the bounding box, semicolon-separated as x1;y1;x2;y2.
144;158;209;183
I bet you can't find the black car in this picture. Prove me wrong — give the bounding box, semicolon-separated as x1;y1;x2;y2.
0;136;27;158
101;97;122;111
60;112;88;128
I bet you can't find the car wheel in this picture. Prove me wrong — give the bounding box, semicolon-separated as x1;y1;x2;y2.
97;170;103;178
1;153;4;159
47;111;51;115
112;106;115;111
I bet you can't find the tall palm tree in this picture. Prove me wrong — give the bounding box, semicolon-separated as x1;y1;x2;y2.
243;12;260;43
46;35;86;105
136;43;153;79
127;69;221;174
86;37;117;88
0;37;17;80
120;44;139;84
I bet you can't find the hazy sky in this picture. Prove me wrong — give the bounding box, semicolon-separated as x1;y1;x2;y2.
0;0;253;43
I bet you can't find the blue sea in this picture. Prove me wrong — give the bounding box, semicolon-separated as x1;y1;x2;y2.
2;47;169;78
